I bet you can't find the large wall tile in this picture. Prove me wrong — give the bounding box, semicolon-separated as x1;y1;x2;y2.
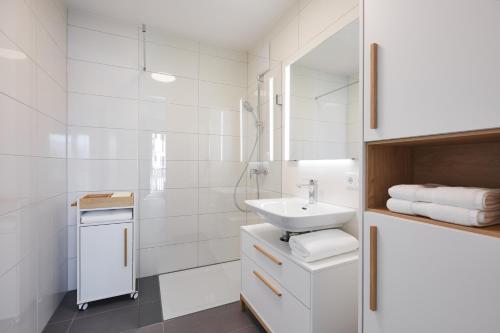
198;81;246;111
68;26;139;69
35;21;66;87
0;94;33;156
140;72;197;105
68;93;138;129
139;242;197;277
140;216;198;248
199;54;246;87
69;59;139;99
199;43;246;62
36;67;66;123
198;212;245;240
139;131;198;161
198;108;240;136
139;189;198;219
0;156;32;215
0;0;36;58
0;32;36;107
145;42;198;79
68;159;138;192
198;161;244;188
197;237;240;266
68;8;139;39
139;160;198;190
198;187;244;214
139;102;198;133
198;135;242;161
68;126;138;159
32;112;66;158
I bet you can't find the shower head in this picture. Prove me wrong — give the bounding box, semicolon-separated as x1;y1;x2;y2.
242;100;253;112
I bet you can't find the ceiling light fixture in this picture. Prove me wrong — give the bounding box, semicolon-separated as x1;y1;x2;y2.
151;72;176;83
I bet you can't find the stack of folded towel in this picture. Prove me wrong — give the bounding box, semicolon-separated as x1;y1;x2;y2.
289;229;359;263
387;184;500;227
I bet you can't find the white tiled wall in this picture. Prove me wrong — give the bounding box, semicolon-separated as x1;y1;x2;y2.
0;0;68;332
248;0;360;237
67;9;252;283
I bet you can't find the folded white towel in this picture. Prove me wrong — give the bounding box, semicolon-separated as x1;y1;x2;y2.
387;199;500;227
386;198;416;215
289;229;359;263
81;208;133;223
389;185;500;210
388;184;438;202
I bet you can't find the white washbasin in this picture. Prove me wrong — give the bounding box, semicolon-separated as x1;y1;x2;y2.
245;197;355;232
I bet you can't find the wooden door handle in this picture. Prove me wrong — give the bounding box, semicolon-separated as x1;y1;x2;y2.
124;228;128;267
370;226;378;311
253;244;282;266
253;270;282;297
370;43;378;129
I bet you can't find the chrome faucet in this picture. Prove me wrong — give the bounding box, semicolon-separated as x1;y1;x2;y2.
297;179;318;204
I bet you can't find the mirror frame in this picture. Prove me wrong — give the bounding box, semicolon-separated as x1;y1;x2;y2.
282;12;359;161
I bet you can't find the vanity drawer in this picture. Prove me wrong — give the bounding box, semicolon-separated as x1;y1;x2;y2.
241;230;311;308
241;254;311;333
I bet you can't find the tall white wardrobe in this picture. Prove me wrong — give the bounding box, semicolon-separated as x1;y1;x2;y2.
361;0;500;332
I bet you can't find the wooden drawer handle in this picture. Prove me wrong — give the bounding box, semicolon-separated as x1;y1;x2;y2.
253;270;282;297
124;228;128;267
370;43;378;129
253;244;282;266
370;226;377;311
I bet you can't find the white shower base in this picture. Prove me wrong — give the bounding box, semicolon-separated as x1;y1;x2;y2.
159;260;241;320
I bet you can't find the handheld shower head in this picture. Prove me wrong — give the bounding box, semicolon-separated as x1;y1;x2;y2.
242;100;253;112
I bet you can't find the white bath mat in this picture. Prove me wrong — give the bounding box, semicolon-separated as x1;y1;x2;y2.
159;260;241;320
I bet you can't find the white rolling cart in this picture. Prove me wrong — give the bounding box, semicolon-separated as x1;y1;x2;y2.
75;193;138;311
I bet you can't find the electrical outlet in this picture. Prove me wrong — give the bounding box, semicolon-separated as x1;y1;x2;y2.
345;172;359;190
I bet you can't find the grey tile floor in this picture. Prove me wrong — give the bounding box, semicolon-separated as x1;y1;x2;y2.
43;276;264;333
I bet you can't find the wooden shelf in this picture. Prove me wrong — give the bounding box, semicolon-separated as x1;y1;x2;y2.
366;128;500;238
368;208;500;238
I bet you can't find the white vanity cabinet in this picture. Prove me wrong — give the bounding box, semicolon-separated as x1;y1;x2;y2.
363;212;500;333
363;0;500;141
240;224;358;333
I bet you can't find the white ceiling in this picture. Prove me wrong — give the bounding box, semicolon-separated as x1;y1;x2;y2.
295;20;359;76
66;0;296;50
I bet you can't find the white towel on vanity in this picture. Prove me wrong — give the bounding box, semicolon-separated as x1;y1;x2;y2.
289;229;359;263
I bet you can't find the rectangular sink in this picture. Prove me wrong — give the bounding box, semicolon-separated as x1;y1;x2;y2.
245;197;355;232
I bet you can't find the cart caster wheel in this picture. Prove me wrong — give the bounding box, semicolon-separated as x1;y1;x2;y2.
130;291;138;300
78;303;88;311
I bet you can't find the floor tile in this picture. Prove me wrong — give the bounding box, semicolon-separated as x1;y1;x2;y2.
163;302;260;333
138;276;161;304
70;305;140;333
139;301;163;327
76;294;138;319
42;320;72;333
48;291;77;323
121;322;164;333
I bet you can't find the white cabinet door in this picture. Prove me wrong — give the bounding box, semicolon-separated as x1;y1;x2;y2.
363;212;500;333
363;0;500;141
80;222;133;301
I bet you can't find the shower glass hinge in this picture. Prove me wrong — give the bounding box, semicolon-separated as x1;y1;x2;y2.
275;94;283;106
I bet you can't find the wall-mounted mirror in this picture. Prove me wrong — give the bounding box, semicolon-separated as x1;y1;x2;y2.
285;19;359;160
